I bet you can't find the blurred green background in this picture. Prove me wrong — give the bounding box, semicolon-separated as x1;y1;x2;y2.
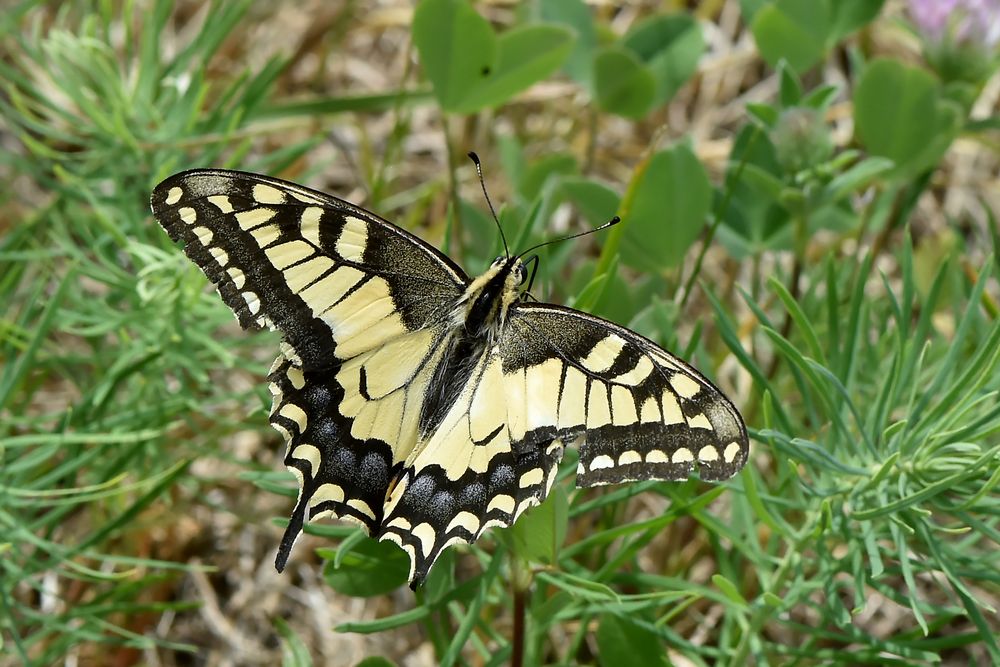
2;1;999;665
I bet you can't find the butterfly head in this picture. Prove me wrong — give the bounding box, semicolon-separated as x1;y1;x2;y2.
458;256;528;339
490;255;528;288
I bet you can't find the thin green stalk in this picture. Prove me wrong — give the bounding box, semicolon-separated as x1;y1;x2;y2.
727;516;819;666
678;126;761;310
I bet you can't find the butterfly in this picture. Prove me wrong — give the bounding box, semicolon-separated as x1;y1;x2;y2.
150;166;749;586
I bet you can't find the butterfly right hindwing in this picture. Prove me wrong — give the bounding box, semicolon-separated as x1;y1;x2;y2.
365;302;749;584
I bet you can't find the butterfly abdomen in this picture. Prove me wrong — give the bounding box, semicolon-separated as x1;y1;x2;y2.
419;334;488;436
418;256;528;435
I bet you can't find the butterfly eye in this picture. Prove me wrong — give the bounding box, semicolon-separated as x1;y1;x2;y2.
492;256;505;267
517;264;528;285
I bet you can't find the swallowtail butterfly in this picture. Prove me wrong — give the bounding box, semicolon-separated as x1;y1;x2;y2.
151;168;749;586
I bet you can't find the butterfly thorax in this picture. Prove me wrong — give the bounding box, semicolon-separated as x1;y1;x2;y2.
451;256;526;342
419;256;525;436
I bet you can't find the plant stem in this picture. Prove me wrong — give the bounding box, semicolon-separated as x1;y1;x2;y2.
678;126;761;310
442;115;465;264
511;585;526;667
765;211;806;380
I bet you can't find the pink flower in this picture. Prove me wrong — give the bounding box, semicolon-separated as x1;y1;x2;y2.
908;0;1000;49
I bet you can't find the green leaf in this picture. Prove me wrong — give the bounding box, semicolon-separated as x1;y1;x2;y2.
778;61;802;107
596;614;670;667
507;485;568;564
593;45;655;118
421;548;457;604
712;574;750;607
459;196;503;265
559;176;620;224
750;0;829;73
739;0;770;23
800;83;839;110
717;125;793;257
518;152;578;203
622;13;705;105
620;143;711;271
413;0;574;113
412;0;496;110
323;537;410;597
275;617;312;667
458;24;575;112
739;162;786;201
355;659;397;667
821;156;894;203
966;114;1000;132
828;0;886;42
569;255;619;313
746;102;779;127
534;591;575;627
539;0;597;85
336;607;431;634
536;571;620;602
413;2;574;113
854;58;961;176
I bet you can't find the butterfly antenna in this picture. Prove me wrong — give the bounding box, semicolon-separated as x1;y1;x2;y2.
468;151;509;258
517;215;621;258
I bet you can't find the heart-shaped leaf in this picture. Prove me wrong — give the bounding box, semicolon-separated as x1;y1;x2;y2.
593;45;655;118
458;25;575;112
412;0;496;111
750;0;829;73
596;614;670;667
414;0;574;113
560;176;621;225
540;0;598;86
323;536;410;597
621;144;711;271
507;486;568;565
854;58;962;177
622;13;705;106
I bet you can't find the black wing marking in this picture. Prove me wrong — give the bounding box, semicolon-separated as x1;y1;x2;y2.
269;356;394;566
374;349;566;585
373;295;749;584
379;437;566;586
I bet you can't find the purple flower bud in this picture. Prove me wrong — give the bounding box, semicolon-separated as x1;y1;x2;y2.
908;0;1000;84
908;0;1000;49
